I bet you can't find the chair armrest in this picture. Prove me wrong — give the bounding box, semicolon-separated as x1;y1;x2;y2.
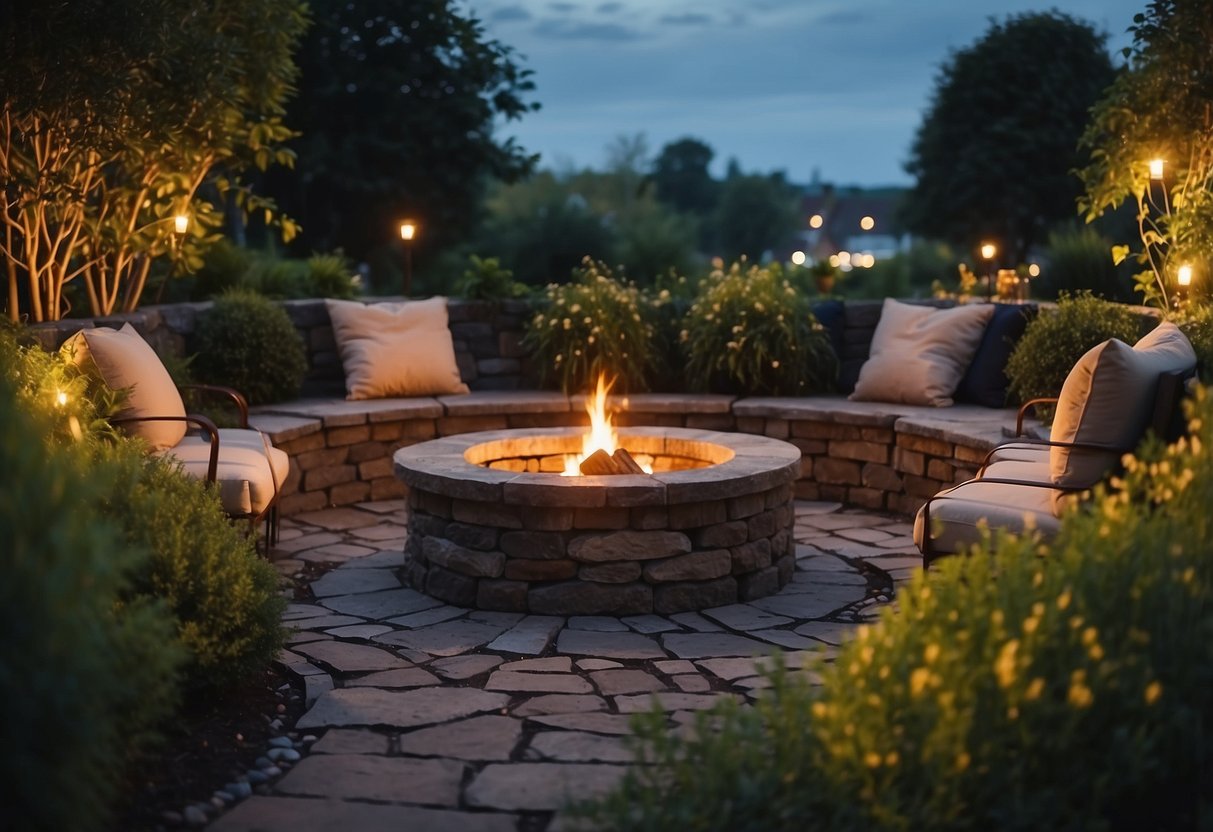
111;413;220;482
179;384;249;428
977;437;1134;476
1016;397;1059;436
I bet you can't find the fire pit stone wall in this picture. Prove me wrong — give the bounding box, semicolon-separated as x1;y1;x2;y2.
394;427;802;615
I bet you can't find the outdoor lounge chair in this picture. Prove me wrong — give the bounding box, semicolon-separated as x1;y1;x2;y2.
64;323;287;549
914;322;1196;565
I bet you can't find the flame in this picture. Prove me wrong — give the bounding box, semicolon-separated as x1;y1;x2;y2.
562;374;652;476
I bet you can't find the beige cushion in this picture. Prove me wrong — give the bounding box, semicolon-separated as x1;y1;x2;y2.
161;428;288;516
985;444;1050;468
1050;322;1195;490
63;323;186;451
914;479;1063;556
850;299;994;407
326;297;469;400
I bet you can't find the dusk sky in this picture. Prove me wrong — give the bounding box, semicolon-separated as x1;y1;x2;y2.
467;0;1145;187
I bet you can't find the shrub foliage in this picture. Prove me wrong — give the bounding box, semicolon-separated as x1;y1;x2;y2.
585;385;1213;831
192;288;308;404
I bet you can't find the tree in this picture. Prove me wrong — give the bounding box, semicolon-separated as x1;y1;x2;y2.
901;12;1116;263
1078;0;1213;311
269;0;540;263
0;0;307;321
713;173;800;262
651;137;718;216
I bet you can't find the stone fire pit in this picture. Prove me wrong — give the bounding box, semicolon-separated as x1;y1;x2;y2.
393;427;801;615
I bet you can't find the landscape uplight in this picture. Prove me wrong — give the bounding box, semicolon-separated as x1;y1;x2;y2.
1149;159;1165;179
1178;264;1193;287
399;219;418;295
399;220;417;241
173;214;189;235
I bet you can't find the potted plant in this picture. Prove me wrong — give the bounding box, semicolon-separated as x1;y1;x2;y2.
808;259;840;295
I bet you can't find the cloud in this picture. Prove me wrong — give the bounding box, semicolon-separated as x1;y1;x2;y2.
490;4;532;23
659;12;712;26
548;1;577;11
816;10;867;26
532;19;643;41
596;1;624;13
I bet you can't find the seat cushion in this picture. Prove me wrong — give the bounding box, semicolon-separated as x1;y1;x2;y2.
850;299;994;407
62;323;186;451
326;297;470;400
161;428;288;516
979;458;1050;482
984;444;1050;467
1050;322;1196;490
914;479;1062;556
956;304;1036;407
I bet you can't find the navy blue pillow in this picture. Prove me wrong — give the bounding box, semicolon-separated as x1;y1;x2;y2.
956;303;1037;408
810;299;846;361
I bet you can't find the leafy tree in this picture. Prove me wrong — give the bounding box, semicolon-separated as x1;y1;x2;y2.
1078;0;1213;311
713;173;800;262
651;137;718;216
269;0;540;263
902;11;1116;263
0;0;307;321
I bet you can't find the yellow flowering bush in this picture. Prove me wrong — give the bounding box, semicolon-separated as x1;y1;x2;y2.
523;258;657;392
683;261;837;395
584;386;1213;831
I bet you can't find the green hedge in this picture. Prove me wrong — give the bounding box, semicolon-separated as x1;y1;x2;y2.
585;386;1213;831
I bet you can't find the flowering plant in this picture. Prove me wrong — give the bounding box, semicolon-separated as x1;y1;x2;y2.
522;258;657;392
682;261;836;395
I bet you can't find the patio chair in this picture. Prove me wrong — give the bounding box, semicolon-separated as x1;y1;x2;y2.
914;322;1196;564
64;323;287;550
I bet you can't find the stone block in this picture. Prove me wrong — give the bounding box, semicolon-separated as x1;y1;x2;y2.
503;559;579;581
775;554;795;586
358;457;394;481
521;507;575;531
818;484;848;502
828;440;888;464
452;499;522;529
425;565;478;607
329;480;372;506
896;433;953;457
794;481;820;500
813;458;861;486
348;441;391;464
666;501;728;530
328;425;372;447
903;475;945;499
528;582;652;616
790;438;828;455
411;512;449;538
654;576;738;614
630;507;668;530
763;418;790;439
642;550;731;583
478;358;521;376
927;459;954;482
730;538;772;574
770;528;793;560
399;420;440;440
738;565;780;601
422;537;505;578
862;463;903;492
279;491;328;515
847;487;885;510
765;482;794;508
684;414;734;431
734;417;765;435
416;490;451;518
694;520;747;548
477;579;529;612
894;447;926;476
887;492;924;516
746;509;779;541
568;530;692;563
305;464;356;491
954;443;989;464
791;420;860;440
726;492;765;520
369;477;405;500
281;432;326;455
500;530;567;560
579;562;643;584
438;415;509;436
371;423;405;442
297;447;349;471
573;507;631;529
860;427;894;443
445;522;500;551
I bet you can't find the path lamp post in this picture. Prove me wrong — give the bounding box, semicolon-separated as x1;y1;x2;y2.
980;242;997;302
400;220;417;297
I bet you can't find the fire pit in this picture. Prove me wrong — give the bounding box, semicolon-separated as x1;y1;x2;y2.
393;421;802;615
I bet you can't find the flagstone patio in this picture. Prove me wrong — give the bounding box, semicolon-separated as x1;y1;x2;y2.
208;499;919;832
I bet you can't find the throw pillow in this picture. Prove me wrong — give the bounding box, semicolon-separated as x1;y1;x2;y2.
62;323;187;451
326;297;470;400
849;299;995;407
1050;321;1195;490
955;303;1037;408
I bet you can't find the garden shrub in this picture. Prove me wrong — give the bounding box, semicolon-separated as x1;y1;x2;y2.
1037;226;1135;303
1005;292;1146;409
455;254;529;300
0;372;182;832
96;441;287;690
1178;301;1213;377
683;261;837;395
523;258;658;392
191;288;308;404
304;252;358;299
585;386;1213;832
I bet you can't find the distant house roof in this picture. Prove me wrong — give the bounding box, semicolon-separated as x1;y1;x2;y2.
799;189;906;260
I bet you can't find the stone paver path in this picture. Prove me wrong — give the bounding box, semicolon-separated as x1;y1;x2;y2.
208;500;918;831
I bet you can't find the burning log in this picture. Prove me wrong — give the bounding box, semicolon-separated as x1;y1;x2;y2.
579;447;649;476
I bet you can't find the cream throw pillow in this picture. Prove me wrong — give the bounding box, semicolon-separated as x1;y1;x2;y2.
1050;322;1195;490
326;297;469;400
850;299;995;407
63;323;186;451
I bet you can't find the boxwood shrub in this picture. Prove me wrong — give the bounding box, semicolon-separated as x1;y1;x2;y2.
584;386;1213;831
191;288;307;404
0;372;182;832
